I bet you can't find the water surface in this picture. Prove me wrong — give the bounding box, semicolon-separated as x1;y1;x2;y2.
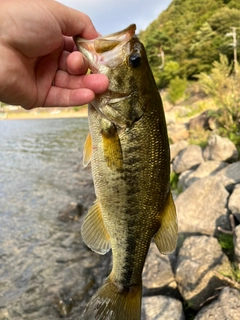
0;118;111;319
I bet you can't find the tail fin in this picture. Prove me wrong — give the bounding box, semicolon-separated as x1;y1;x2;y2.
83;276;142;320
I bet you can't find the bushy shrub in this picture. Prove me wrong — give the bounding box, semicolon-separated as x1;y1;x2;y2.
196;54;240;151
168;76;188;104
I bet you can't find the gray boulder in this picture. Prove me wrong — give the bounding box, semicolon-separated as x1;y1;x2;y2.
175;176;229;235
214;161;240;190
203;134;238;162
234;225;240;265
194;287;240;320
175;236;232;310
177;160;227;190
168;124;189;144
183;160;227;188
58;202;83;222
178;169;194;191
142;243;177;297
188;110;215;131
172;145;204;174
0;308;10;320
141;295;185;320
170;140;189;162
165;111;176;125
228;184;240;223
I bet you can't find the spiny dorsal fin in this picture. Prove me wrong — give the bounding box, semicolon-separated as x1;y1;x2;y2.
81;200;111;255
83;132;92;168
154;191;178;254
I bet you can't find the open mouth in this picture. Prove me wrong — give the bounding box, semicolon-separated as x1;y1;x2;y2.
74;24;137;71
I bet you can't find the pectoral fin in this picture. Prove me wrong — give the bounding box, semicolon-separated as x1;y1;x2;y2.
83;133;92;167
101;118;123;171
81;200;111;255
154;191;178;254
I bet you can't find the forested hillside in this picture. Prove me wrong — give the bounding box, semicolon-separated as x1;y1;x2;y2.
139;0;240;88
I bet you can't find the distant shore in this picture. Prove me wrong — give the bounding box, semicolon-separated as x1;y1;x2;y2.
0;106;88;120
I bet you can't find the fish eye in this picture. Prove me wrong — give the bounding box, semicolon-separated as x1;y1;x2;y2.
129;53;141;68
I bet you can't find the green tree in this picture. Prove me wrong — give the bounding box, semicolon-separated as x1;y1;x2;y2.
168;76;188;104
153;60;180;88
139;0;240;87
189;23;220;74
196;54;240;147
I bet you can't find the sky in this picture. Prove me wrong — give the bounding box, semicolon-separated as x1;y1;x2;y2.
58;0;172;35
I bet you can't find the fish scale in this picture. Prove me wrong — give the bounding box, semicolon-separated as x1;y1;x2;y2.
74;24;178;320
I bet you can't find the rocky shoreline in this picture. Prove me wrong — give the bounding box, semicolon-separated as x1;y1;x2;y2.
139;135;240;319
138;102;240;319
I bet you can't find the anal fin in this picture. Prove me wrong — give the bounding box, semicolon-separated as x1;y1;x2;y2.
154;191;178;254
81;200;111;255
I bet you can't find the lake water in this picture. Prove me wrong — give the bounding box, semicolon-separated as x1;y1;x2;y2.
0;118;111;319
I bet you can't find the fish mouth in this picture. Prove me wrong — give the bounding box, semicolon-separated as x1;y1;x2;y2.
74;24;136;72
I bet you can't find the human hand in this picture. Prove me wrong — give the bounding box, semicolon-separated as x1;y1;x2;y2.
0;0;109;110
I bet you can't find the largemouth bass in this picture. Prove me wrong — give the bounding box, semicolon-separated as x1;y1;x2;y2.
74;24;178;320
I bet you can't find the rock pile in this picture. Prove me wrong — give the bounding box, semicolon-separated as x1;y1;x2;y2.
140;131;240;319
